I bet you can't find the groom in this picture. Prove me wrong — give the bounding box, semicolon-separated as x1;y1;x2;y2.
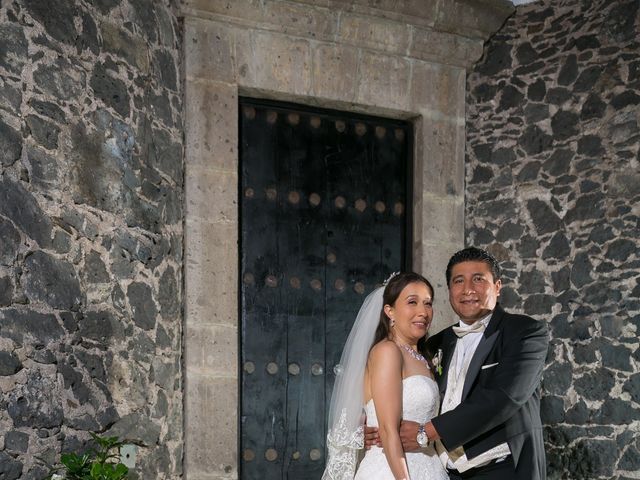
367;247;549;479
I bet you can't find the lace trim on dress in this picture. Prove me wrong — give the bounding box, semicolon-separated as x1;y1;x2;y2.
322;408;364;480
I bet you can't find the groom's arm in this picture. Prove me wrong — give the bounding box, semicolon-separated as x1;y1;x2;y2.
430;316;548;451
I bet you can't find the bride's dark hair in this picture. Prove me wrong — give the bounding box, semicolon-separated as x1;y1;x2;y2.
372;272;434;352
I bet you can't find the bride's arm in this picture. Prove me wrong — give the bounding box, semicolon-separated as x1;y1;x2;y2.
369;341;411;480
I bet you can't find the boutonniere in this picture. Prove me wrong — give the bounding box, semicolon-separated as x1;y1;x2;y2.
432;349;443;376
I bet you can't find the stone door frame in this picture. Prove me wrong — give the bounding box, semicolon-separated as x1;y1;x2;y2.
180;1;511;478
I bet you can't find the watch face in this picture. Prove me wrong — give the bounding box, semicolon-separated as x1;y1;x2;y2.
417;431;428;447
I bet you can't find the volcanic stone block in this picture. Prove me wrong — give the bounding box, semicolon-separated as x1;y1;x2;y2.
527;79;546;101
75;349;107;382
524;104;549;124
0;24;27;76
577;135;604;156
565;400;590;424
77;12;99;54
0;218;20;266
106;412;161;446
90;62;130;118
4;431;29;453
84;250;109;284
515;42;537;64
523;294;555;315
574;368;616;400
476;41;512;76
540;395;565;423
624;373;640;403
519;270;547;293
498;85;524;111
566;439;617;478
519;125;552;155
605;0;640;41
574;66;601;92
565;192;605;223
472;82;498;102
152;49;178;91
26;115;60;150
599;341;632;371
22;251;82;310
558;54;578;85
551;266;570;292
0;308;64;344
551;110;579;140
543;232;570;259
8;371;63;428
593;398;640;425
0;351;22;376
0;275;13;306
130;0;158;43
516;161;541;181
0;451;22;480
498;286;520;309
127;282;157;330
101;21;150;72
0;120;22;166
580;93;606;120
159;266;180;316
22;0;78;46
0;178;52;247
527;199;562;234
619;445;640;471
611;91;640;109
605;239;636;262
26;146;59;187
542;362;573;395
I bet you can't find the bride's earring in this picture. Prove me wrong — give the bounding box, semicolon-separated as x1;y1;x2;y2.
390;317;395;327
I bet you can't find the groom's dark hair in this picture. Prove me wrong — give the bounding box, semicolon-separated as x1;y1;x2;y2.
445;247;501;286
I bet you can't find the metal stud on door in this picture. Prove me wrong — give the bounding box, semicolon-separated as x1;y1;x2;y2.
240;99;410;479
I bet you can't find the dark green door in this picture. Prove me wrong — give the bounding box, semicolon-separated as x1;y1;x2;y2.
239;98;410;479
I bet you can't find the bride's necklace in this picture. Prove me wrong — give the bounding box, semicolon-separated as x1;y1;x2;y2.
397;343;430;369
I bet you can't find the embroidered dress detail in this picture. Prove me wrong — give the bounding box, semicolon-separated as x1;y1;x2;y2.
323;408;364;480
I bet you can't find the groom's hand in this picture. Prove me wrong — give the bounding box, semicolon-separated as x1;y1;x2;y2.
363;425;382;449
399;420;421;452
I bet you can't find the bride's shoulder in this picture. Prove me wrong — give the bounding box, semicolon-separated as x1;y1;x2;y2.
369;339;401;360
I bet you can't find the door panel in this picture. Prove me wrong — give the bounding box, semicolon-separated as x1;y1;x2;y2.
240;99;410;479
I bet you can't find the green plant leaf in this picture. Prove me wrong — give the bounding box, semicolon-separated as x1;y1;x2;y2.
114;463;128;476
50;432;139;480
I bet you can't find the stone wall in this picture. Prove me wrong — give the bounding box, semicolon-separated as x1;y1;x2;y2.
0;1;183;478
465;0;640;478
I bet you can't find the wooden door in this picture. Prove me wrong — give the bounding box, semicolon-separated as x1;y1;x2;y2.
239;98;410;479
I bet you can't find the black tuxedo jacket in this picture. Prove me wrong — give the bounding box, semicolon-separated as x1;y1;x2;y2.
426;304;549;480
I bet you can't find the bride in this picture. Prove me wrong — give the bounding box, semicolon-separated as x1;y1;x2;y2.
323;272;448;480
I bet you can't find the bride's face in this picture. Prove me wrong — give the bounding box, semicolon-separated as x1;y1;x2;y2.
384;282;433;345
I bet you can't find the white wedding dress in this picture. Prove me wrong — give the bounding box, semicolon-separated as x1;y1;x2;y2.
354;375;448;480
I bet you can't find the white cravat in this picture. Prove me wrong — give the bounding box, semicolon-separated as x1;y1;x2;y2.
452;320;486;337
453;315;490;378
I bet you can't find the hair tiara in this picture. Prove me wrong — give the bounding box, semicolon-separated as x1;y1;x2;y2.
383;271;400;286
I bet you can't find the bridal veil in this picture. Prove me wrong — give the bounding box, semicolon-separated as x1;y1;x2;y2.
322;287;384;480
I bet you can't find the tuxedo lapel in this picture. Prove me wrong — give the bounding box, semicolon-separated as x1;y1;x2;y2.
461;306;505;400
438;328;458;395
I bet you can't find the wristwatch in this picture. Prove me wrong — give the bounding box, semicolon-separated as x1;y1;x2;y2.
416;423;429;447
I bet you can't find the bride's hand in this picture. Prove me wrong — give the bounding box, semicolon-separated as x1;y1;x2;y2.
399;420;421;452
364;425;382;449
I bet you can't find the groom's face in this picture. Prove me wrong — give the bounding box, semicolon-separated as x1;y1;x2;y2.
448;260;501;324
